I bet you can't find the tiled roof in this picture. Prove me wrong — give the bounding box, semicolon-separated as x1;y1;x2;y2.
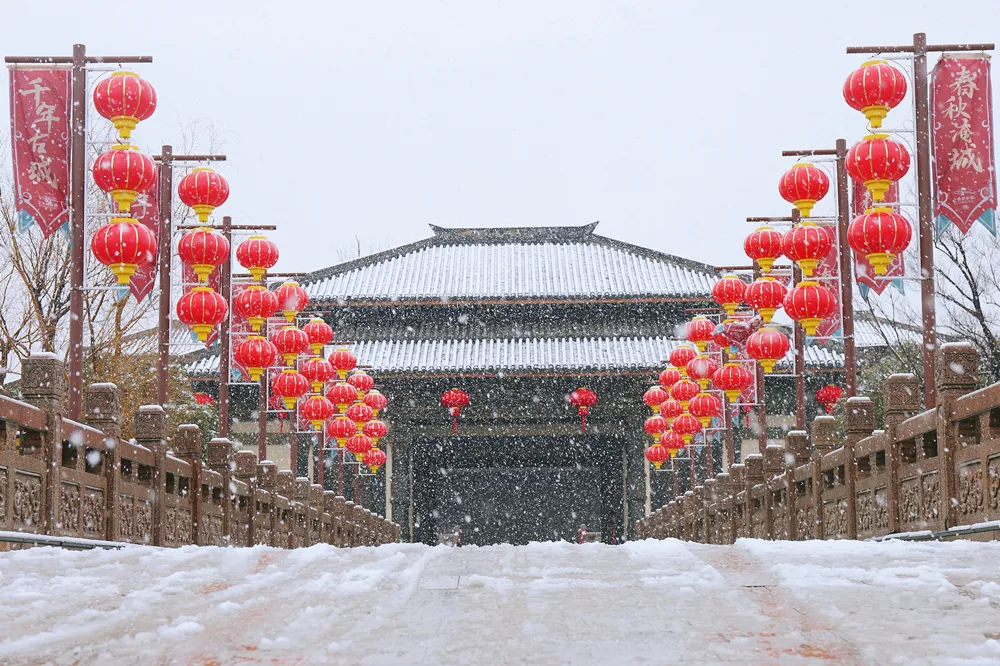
185;336;843;378
299;223;717;303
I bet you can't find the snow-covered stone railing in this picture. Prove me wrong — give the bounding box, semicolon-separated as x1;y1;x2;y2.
637;342;1000;544
0;353;401;550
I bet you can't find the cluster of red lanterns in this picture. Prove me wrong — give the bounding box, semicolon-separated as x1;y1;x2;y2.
89;72;158;286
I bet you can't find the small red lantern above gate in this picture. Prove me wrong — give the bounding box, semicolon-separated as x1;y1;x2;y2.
672;413;702;444
569;387;598;433
363;447;387;473
744;225;784;274
92;145;157;213
271;325;310;366
645;443;670;471
783;222;832;278
816;384;844;414
177;227;230;282
778;162;830;218
347;369;374;397
685;356;718;390
234;285;279;331
712;363;753;402
346;400;374;429
326;381;359;413
236;235;279;282
843;60;907;129
441;388;470;434
300;395;335;430
363;419;388;446
712;274;747;316
848;208;912;276
846;134;910;202
329;347;358;380
176;286;228;341
346;432;373;462
661;430;686;457
746;327;791;374
274;281;309;322
300;357;335;393
670;378;700;410
746;276;787;323
326;415;356;447
644;414;669;443
234;335;278;381
363;389;388;417
689;392;722;428
659;398;683;423
669;345;698;376
685;317;715;352
302;318;334;355
659;366;681;391
178;167;230;223
272;368;309;410
90;217;156;285
92;71;157;140
784;281;836;335
643;385;669;413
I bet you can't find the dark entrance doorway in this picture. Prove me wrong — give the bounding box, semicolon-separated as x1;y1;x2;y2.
412;435;623;545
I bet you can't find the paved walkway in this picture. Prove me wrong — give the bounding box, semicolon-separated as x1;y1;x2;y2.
1;539;999;664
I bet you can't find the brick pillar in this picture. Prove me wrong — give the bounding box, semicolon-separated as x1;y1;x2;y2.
884;374;920;533
844;397;876;540
206;438;234;544
936;343;979;528
173;424;203;545
21;353;65;534
134;405;168;545
85;383;121;541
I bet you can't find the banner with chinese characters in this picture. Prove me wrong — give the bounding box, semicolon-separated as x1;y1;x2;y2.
931;53;997;236
9;68;71;237
127;173;159;302
852;180;905;296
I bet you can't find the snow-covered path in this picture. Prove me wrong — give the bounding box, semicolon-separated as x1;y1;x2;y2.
1;539;999;665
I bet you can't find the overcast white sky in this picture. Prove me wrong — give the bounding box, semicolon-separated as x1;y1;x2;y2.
5;0;999;274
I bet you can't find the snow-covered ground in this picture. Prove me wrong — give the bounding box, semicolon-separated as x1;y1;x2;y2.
1;539;999;665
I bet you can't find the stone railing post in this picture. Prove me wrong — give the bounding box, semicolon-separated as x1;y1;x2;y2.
883;374;920;533
715;472;731;544
235;451;259;545
935;342;979;529
257;460;277;546
728;463;744;542
173;424;203;545
785;430;809;541
206;438;234;544
85;383;121;541
703;478;717;544
810;415;839;539
844;397;876;540
744;453;764;537
294;477;311;547
763;443;786;540
134;405;168;546
21;353;65;534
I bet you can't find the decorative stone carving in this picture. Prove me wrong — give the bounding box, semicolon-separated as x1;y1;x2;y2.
989;456;1000;510
60;482;81;532
958;463;984;516
900;478;921;524
119;495;134;541
795;505;814;540
0;467;7;523
822;499;849;538
922;473;940;522
83;488;103;536
136;501;153;544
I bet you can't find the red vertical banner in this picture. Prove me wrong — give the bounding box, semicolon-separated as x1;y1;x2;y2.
852;180;904;295
128;169;159;302
932;54;997;236
9;68;71;237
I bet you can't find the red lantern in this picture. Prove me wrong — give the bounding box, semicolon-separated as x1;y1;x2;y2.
670;378;700;410
300;357;335;393
92;71;156;140
685;356;718;390
271;325;309;366
363;447;387;473
177;167;230;222
712;275;747;316
746;276;787;323
659;398;683;422
746;327;791;374
326;381;358;413
672;413;702;444
329;347;358;380
90;217;156;285
659;367;681;390
846;134;910;202
193;392;215;406
177;227;230;282
346;401;374;429
689;392;722;428
669;346;698;376
236;235;279;282
712;363;754;402
234;335;278;381
346;433;373;462
272;368;309;410
784;281;836;335
744;225;784;274
685;317;715;352
843;60;907;129
176;286;228;341
778;162;830;218
783;222;832;278
363;389;388;417
441;388;470;434
644;414;669;443
274;281;309;322
816;384;844;414
234;285;279;332
643;386;669;413
362;419;388;445
715;319;754;351
848;208;912;276
326;415;356;447
569;387;598;433
661;430;686;457
645;443;670;471
300;395;335;430
92;145;157;212
302;318;334;355
347;370;374;397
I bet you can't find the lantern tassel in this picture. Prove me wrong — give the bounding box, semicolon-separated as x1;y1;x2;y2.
452;416;458;435
580;412;586;433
